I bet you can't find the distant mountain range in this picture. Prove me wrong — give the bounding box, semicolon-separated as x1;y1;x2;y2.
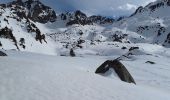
0;0;170;55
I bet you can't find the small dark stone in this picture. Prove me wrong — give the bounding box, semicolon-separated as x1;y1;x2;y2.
145;61;155;64
121;47;127;50
0;51;7;56
0;41;2;47
70;49;75;57
129;47;139;51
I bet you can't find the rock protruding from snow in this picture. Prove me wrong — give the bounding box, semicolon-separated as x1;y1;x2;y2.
95;60;136;84
0;27;19;50
0;51;7;56
165;33;170;43
129;47;139;51
70;48;76;57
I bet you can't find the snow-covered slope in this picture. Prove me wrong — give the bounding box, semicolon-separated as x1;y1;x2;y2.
0;48;170;100
42;0;170;56
113;0;170;47
0;0;58;55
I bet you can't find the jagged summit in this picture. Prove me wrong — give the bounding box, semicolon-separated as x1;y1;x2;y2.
59;10;114;26
130;0;170;17
3;0;57;23
114;0;170;47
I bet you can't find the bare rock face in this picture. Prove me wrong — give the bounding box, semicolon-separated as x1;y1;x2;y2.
7;0;57;23
149;2;164;12
130;6;144;17
95;60;136;84
88;15;114;24
66;10;92;26
165;33;170;43
25;0;57;23
0;27;19;50
0;51;7;56
62;10;114;26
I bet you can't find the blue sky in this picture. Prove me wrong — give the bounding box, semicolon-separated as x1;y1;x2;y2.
0;0;156;17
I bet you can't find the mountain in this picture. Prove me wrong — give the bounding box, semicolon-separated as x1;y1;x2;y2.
113;0;170;47
0;0;170;100
0;0;170;56
59;10;114;26
0;0;116;55
0;0;58;55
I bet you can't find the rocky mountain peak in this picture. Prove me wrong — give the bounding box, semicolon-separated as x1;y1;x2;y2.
6;0;57;23
130;0;170;17
59;10;114;26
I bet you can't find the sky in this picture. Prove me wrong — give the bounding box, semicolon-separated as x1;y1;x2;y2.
0;0;156;17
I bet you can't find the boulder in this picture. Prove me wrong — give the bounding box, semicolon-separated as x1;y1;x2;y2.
0;51;7;56
95;60;136;84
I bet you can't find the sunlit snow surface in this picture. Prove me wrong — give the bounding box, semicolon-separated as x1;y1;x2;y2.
0;47;170;100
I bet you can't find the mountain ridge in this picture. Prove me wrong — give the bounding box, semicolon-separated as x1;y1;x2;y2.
0;0;170;55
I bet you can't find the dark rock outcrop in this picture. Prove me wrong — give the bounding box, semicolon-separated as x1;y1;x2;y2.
66;10;92;26
111;33;127;43
0;27;19;50
95;60;136;84
165;33;170;43
62;10;114;26
130;6;144;17
149;2;164;12
25;0;57;23
0;51;7;56
129;47;139;51
26;20;46;43
89;15;114;24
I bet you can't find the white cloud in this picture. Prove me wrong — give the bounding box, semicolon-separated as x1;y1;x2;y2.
118;3;137;11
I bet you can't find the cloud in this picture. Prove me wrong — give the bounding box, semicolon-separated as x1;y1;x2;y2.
118;3;137;11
